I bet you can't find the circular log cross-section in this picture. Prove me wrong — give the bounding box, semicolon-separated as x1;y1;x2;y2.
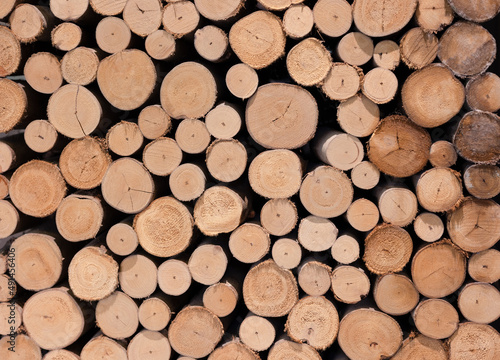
205;103;242;139
400;28;438;70
331;235;360;265
229;223;270;264
272;238;302;270
346;198;379;232
44;349;79;360
122;0;162;38
361;67;398;104
337;32;373;66
468;249;500;284
61;47;99;86
106;222;138;256
138;105;172;140
0;302;22;335
378;188;417;227
162;1;200;38
24;120;58;154
415;0;453;32
145;30;176;61
206;139;247;182
24;52;63;95
158;259;192;296
0;78;27;133
298;215;338;252
9;4;51;44
313;130;364;171
203;282;239;318
466;72;500;112
331;266;370;304
107;121;144;157
138;297;171;331
373;273;419;316
260;198;298;237
188;244;228;286
96;16;132;54
448;0;500;23
448;322;500;360
142;137;182;176
194;26;228;62
239;314;275;352
392;335;448;360
119;254;158;299
127;330;171;360
50;0;88;21
413;212;444;242
96;291;139;340
194;0;243;21
209;341;258;360
0;334;41;360
429;140;457;168
51;22;82;51
0;26;21;78
56;195;104;242
283;4;314;39
90;0;127;16
226;63;259;100
80;336;127;360
297;260;332;296
169;163;206;202
416;167;462;212
286;37;331;86
351;161;380;190
373;40;400;70
175;119;211;154
413;298;459;339
0;200;19;238
322;63;362;102
458;282;500;324
312;0;352;38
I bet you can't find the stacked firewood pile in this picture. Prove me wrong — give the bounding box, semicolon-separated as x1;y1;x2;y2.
0;0;499;359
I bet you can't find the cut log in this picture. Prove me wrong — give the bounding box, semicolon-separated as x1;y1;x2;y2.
363;224;413;275
95;16;131;54
134;196;194;257
80;335;127;360
361;67;398;104
373;273;419;316
297;260;332;296
43;349;80;360
378;187;417;227
9;4;53;43
61;47;99;86
372;40;400;70
145;30;176;61
0;274;14;302
0;176;8;200
229;223;270;264
90;0;127;15
415;0;453;32
209;341;258;360
0;78;26;133
205;103;242;139
127;330;171;360
0;200;19;238
268;339;321;360
458;282;500;324
298;215;338;251
188;243;227;286
283;4;313;39
203;281;239;318
9;160;66;218
122;0;162;37
142;137;182;176
313;130;364;171
429;140;457;167
466;72;500;112
285;296;339;350
402;64;465;128
448;0;500;22
51;22;82;51
69;245;119;300
0;301;21;335
162;1;200;38
24;52;63;94
169;163;206;202
413;212;444;242
448;323;500;360
312;0;352;38
225;63;259;100
194;0;243;22
0;334;41;360
168;306;223;358
392;334;448;360
367;115;431;177
50;0;89;21
337;32;373;66
322;63;362;101
400;27;438;70
260;198;297;236
119;254;157;299
242;259;298;317
350;161;380;190
101;157;154;214
107;121;144;157
95;291;139;339
24;120;59;153
0;26;21;77
338;308;402;360
157;259;192;296
411;240;467;298
346;198;379;232
447;197;500;253
416;167;462;212
286;37;331;86
468;249;500;283
413;298;459;339
272;238;302;270
138;105;172;140
138;296;171;331
194;25;229;62
331;265;370;304
239;313;276;352
206;139;247;182
0;1;18;19
175;118;211;154
330;234;359;264
106;221;138;256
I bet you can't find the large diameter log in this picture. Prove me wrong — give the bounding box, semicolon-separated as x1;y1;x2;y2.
331;266;370;304
246;83;318;149
402;64;465;128
97;49;156;110
95;291;139;339
127;329;171;360
468;249;500;283
413;298;459;339
168;306;223;358
194;0;243;22
312;0;352;38
134;196;194;257
373;274;419;316
392;334;448;360
206;139;247;182
243;259;298;317
268;339;321;360
297;260;332;296
466;72;500;112
239;313;276;352
338;308;402;360
80;335;127;360
399;28;438;70
416;167;462;212
51;22;82;51
448;323;500;360
9;4;53;43
229;223;270;264
458;282;500;324
50;0;89;21
95;16;132;54
367;115;431;177
10;160;66;218
158;259;192;296
413;212;444;242
411;240;466;298
122;0;162;37
0;334;41;360
188;244;228;286
352;0;417;37
448;0;500;22
286;37;331;86
415;0;453;32
208;341;258;360
0;26;21;77
298;215;338;252
24;52;63;95
0;78;26;133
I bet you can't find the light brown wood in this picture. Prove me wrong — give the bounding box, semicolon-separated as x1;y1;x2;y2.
51;22;82;51
80;335;127;360
413;212;444;242
10;160;66;218
312;0;352;38
206;139;247;182
0;142;16;174
361;67;398;104
0;78;26;133
168;306;223;358
392;334;448;360
0;26;21;77
297;260;332;296
400;27;438;70
338;308;402;360
0;334;41;360
429;140;457;167
337;32;373;66
90;0;127;15
175;118;211;154
119;254;157;299
194;25;228;62
188;243;228;286
69;245;119;300
458;282;500;324
134;196;194;257
272;238;302;270
350;161;380;190
24;52;63;94
448;322;500;360
43;349;80;360
162;1;200;38
331;266;370;304
24;120;58;153
158;259;192;296
229;223;270;264
0;176;8;200
372;40;400;70
96;16;131;54
298;215;338;251
260;198;297;236
225;63;259;100
378;187;417;227
411;240;466;298
194;0;243;21
286;296;339;350
0;0;18;19
107;121;143;157
205;103;242;139
269;339;321;360
322;63;362;101
346;198;379;231
138;296;171;331
413;298;459;339
331;235;359;264
138;105;172;140
145;29;176;60
287;37;331;86
61;47;99;86
106;221;138;256
448;0;500;22
283;4;313;39
123;0;162;37
0;274;15;302
95;291;139;339
466;72;500;112
101;157;154;214
468;249;500;283
203;281;239;318
0;302;22;334
50;0;89;21
373;273;419;316
169;163;206;202
0;200;19;238
143;137;182;176
243;259;298;317
229;11;286;69
239;313;275;352
402;64;465;128
313;130;364;171
209;341;259;360
9;4;52;43
415;0;454;32
127;329;171;360
416;167;462;212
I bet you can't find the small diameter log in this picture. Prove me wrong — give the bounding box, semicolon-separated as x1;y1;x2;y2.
206;139;247;182
448;323;500;360
322;63;362;102
346;198;379;232
297;260;332;296
229;11;285;69
299;165;353;218
286;37;331;86
101;157;154;214
175;119;211;154
338;309;403;360
0;302;22;335
416;167;462;212
272;238;302;270
361;67;398;104
0;175;8;200
127;330;171;360
447;197;500;253
331;266;370;304
331;235;359;264
243;259;298;317
429;140;457;167
438;22;496;78
367;115;431;177
145;30;176;61
134;196;194;257
413;212;444;242
229;223;270;264
0;334;41;360
10;160;66;218
225;63;259;100
23;288;91;350
50;0;89;21
106;222;138;256
466;72;500;112
59;137;111;190
9;4;53;43
453;111;500;164
337;32;373;66
413;298;459;339
0;26;21;78
415;0;453;32
209;341;258;360
24;120;58;153
122;0;162;37
351;161;380;190
107;121;143;157
158;259;192;296
269;340;321;360
168;306;223;358
55;194;104;242
194;26;229;62
286;296;339;350
392;334;448;360
61;47;99;86
400;28;438;70
260;198;297;236
138;296;171;331
468;249;500;283
162;1;200;38
0;274;15;302
363;224;413;275
96;17;132;54
0;255;6;274
298;215;338;251
10;233;64;291
402;64;465;128
372;40;400;70
203;281;239;318
80;335;127;360
97;49;156;111
143;137;182;177
205;103;241;140
90;0;127;15
246;83;318;149
24;52;63;95
313;130;364;171
138;105;172;140
47;84;102;138
69;246;119;301
0;1;18;19
51;22;82;51
411;240;466;298
312;0;352;38
448;0;500;22
194;0;243;22
458;282;500;324
96;291;139;339
0;200;19;238
0;78;26;133
43;350;80;360
378;188;417;227
283;4;313;39
188;244;228;286
194;186;247;236
373;274;419;316
169;163;206;202
239;313;276;352
119;254;157;299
